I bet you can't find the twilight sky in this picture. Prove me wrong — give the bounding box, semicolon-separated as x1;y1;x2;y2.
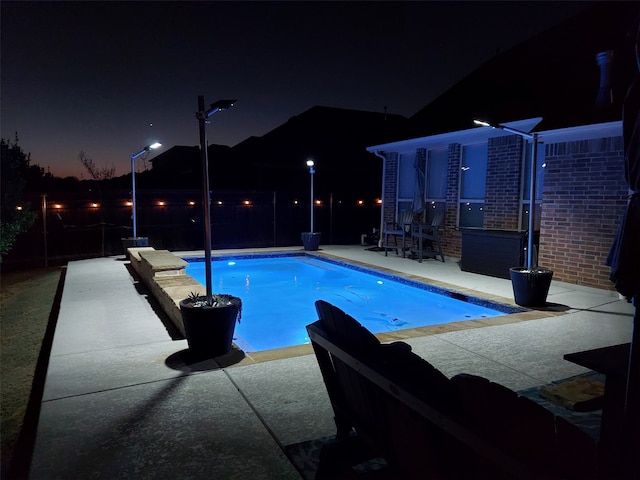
2;1;593;179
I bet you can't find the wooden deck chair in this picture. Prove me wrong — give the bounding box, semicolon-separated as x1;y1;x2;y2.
451;373;558;475
383;210;414;257
310;300;389;449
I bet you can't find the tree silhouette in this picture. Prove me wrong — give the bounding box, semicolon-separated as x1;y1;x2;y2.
0;135;37;257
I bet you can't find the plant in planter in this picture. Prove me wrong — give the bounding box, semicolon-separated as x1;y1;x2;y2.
179;291;242;359
183;96;242;359
474;119;552;308
301;232;321;251
509;266;553;308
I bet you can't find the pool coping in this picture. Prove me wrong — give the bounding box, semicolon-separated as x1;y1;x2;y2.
171;249;567;368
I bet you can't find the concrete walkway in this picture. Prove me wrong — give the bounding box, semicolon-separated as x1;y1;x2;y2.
29;246;634;479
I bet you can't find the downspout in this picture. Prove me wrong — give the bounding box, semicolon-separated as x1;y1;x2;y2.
373;150;386;248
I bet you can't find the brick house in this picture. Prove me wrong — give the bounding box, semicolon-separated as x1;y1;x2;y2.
366;3;636;291
367;119;624;290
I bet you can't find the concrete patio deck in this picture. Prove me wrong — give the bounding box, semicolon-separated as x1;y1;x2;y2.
29;245;634;479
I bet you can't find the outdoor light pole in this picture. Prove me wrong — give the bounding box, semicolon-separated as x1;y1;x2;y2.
307;160;315;233
196;96;236;305
42;194;48;268
474;120;539;269
130;142;161;238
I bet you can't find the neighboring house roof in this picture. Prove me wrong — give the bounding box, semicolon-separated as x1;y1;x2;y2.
408;2;638;138
147;106;409;196
225;105;409;196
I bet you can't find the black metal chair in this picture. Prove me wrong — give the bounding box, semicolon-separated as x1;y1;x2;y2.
383;210;414;257
409;210;445;262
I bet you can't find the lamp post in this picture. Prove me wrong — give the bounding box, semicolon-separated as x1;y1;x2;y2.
196;96;236;305
307;159;315;233
474;120;539;269
130;142;161;239
42;194;48;267
301;159;321;250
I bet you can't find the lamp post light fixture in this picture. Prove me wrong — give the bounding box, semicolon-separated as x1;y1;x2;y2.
130;142;162;239
197;96;236;305
301;159;321;250
473;119;539;270
306;159;315;233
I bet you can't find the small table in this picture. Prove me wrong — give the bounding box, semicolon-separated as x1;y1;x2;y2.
564;343;631;467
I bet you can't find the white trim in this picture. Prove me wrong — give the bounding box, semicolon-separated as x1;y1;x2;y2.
367;119;622;154
366;118;542;153
538;121;621;143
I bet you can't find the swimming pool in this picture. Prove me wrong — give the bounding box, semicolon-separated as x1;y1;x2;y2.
183;253;521;352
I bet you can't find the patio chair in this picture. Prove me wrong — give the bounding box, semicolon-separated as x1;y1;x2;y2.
450;373;578;476
383;210;414;257
408;210;445;262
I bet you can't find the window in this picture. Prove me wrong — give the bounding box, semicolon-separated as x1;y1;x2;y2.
396;153;415;220
459;143;487;228
425;148;447;223
520;141;545;231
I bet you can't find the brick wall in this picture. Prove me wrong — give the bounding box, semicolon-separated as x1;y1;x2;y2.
539;136;625;290
383;152;399;226
485;135;523;230
444;143;462;257
380;133;626;291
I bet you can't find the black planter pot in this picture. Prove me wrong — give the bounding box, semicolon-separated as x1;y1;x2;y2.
509;267;553;307
121;237;149;259
179;295;241;358
301;232;321;251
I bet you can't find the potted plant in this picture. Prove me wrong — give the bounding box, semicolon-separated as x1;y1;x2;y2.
474;120;552;308
179;291;242;359
181;96;242;359
301;231;321;251
509;266;553;307
508;130;553;308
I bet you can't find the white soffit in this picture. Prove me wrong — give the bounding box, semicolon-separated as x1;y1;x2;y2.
367;118;622;154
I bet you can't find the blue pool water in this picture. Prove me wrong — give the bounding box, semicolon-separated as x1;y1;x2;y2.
184;254;519;352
